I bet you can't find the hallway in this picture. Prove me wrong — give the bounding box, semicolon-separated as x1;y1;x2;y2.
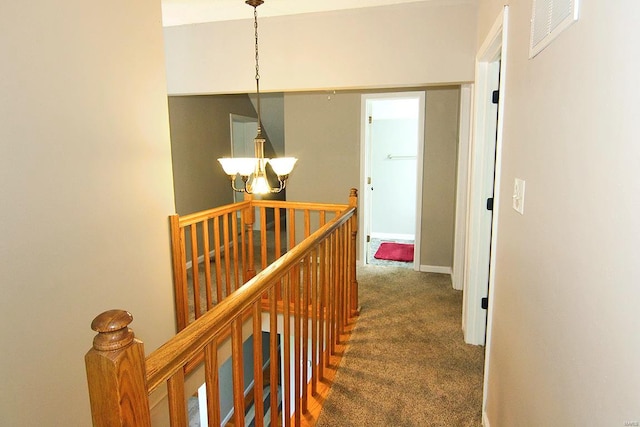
316;266;484;426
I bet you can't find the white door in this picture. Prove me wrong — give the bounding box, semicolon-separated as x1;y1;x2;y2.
362;92;425;270
464;7;508;347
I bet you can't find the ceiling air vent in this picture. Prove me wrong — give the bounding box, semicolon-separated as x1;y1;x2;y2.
530;0;580;58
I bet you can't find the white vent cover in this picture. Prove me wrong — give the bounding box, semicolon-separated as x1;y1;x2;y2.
530;0;580;58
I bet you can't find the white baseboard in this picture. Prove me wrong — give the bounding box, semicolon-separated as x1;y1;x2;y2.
482;410;491;427
370;232;415;241
419;265;453;275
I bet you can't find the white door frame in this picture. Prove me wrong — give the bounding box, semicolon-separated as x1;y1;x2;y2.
463;6;509;347
452;84;474;291
480;8;509;424
360;92;425;271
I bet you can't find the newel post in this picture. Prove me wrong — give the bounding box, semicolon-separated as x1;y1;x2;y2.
85;310;151;427
349;188;360;316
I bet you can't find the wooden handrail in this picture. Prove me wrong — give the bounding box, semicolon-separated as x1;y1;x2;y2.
251;199;348;212
175;201;251;227
169;193;353;331
86;189;359;426
147;205;356;390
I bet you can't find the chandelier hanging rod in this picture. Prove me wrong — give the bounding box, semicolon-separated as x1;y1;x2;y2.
217;0;297;195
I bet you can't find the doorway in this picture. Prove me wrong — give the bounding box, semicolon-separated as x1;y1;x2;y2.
462;2;509;362
463;8;508;347
361;92;425;270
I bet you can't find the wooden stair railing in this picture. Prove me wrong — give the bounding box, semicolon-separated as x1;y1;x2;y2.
169;191;358;331
86;189;359;426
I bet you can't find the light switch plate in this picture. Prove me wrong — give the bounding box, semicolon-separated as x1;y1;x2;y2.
513;178;525;214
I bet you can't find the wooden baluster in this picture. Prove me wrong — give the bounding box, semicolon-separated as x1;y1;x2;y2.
310;247;319;395
293;264;301;425
202;219;213;310
343;225;349;330
319;239;328;375
85;310;151;427
329;233;337;356
275;207;282;259
349;188;360;317
190;224;201;319
260;206;268;269
223;213;232;293
336;227;344;343
325;234;332;358
204;342;221;427
275;207;283;301
232;210;240;292
240;209;247;284
213;216;223;303
269;286;279;425
231;318;245;427
170;215;189;331
304;209;311;238
288;208;296;258
283;276;291;427
340;225;346;334
167;368;187;427
344;223;352;325
302;253;310;413
252;304;265;426
244;192;256;281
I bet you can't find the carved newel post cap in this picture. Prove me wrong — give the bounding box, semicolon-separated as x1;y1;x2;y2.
90;309;135;351
350;188;358;198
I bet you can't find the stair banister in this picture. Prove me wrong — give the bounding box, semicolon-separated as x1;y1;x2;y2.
85;310;151;426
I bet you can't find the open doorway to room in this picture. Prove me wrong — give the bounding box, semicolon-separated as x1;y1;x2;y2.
361;92;425;270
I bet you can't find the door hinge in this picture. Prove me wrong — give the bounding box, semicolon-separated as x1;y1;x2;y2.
481;297;488;310
492;90;499;104
367;177;372;185
368;115;372;124
486;197;494;211
366;235;371;243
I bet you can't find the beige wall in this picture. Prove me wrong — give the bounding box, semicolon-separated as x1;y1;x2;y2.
284;92;362;205
285;89;460;268
0;1;176;425
480;0;640;424
164;1;477;95
168;93;286;215
168;95;255;214
421;87;460;268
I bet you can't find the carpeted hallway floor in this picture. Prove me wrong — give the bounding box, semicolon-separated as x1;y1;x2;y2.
315;266;485;427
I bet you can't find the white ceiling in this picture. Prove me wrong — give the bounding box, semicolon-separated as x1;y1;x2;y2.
161;0;437;27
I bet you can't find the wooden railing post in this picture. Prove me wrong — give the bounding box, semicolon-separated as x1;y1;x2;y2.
85;310;151;427
349;188;360;316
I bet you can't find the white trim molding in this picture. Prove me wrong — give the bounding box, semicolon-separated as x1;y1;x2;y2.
452;83;473;291
419;265;453;275
476;5;510;426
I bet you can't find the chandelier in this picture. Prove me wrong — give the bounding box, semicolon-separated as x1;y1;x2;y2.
218;0;297;194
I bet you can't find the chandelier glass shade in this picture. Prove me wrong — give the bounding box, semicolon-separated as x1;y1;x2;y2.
217;0;297;194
